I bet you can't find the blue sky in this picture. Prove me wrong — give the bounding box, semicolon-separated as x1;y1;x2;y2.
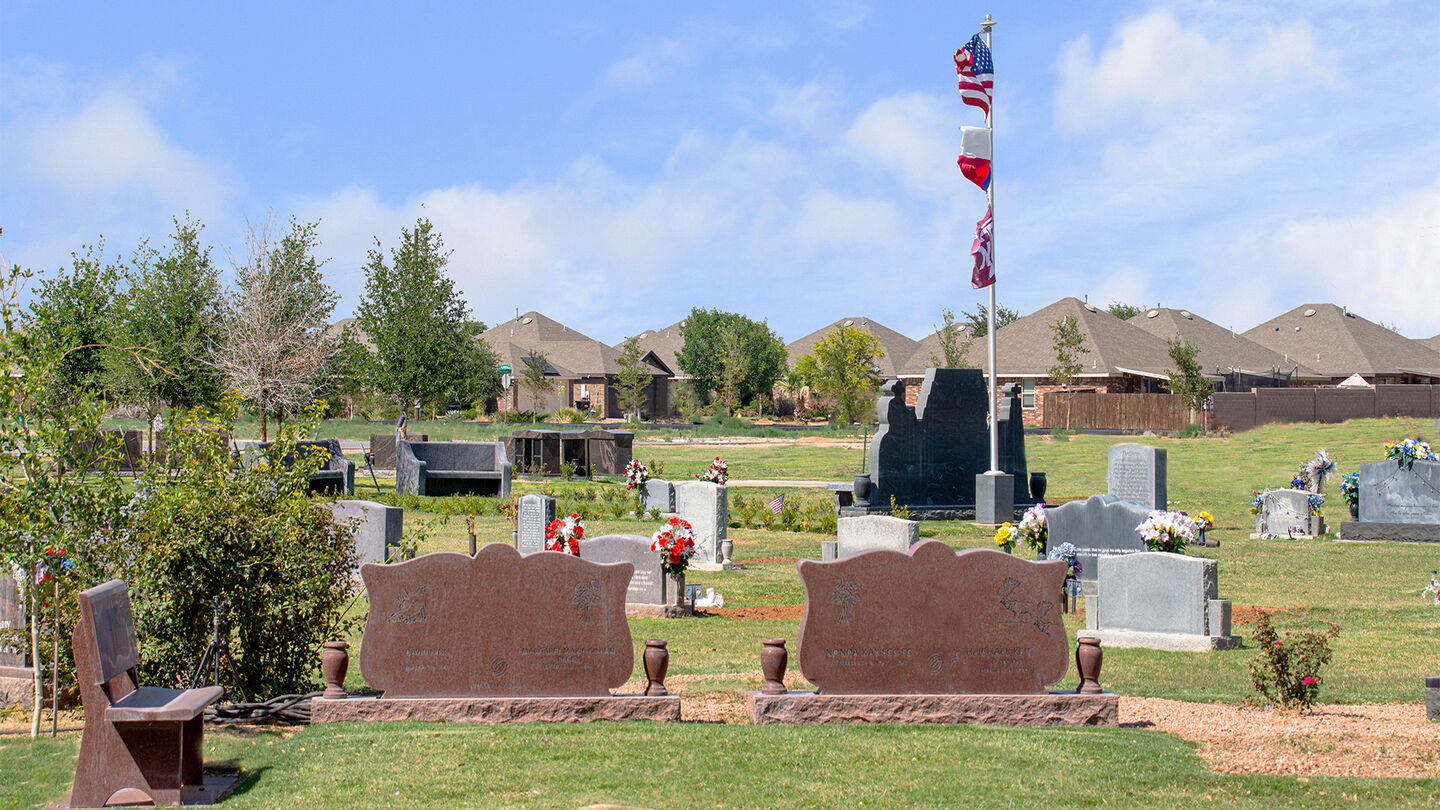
3;1;1438;343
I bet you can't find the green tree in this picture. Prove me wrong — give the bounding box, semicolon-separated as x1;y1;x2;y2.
614;336;650;421
211;218;337;440
794;325;885;424
928;307;975;368
353;219;499;415
520;349;552;413
113;216;225;417
1048;315;1090;428
962;303;1019;338
675;308;787;408
1107;301;1144;320
24;242;122;401
1163;337;1214;426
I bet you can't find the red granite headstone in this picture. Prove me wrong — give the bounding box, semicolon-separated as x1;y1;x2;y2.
359;544;634;697
796;541;1069;694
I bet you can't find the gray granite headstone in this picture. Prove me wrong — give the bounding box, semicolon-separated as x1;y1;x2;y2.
579;534;676;606
1095;552;1222;636
1045;494;1149;581
1256;489;1311;538
1358;459;1440;525
1107;444;1167;510
332;500;404;568
675;482;726;564
835;515;920;558
0;570;23;668
642;479;676;514
515;493;556;554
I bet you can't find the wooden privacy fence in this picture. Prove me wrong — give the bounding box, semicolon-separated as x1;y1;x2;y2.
1041;392;1188;431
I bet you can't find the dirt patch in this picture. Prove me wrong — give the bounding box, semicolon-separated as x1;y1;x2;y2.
1122;697;1440;778
1231;605;1311;625
698;605;804;621
738;557;799;564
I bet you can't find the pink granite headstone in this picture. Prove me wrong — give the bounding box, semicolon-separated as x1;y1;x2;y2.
359;544;634;697
796;541;1069;694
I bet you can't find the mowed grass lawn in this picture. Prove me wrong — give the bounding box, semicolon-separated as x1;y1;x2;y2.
4;417;1438;807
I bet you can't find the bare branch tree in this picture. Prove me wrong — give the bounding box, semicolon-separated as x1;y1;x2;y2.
211;216;337;441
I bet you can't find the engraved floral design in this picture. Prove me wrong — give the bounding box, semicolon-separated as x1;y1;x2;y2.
387;585;429;624
996;577;1056;637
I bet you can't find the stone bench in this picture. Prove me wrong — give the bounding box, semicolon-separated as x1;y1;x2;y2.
70;580;224;807
397;440;512;497
257;438;355;495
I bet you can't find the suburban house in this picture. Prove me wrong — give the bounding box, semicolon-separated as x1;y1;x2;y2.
1127;307;1324;390
969;297;1177;426
482;312;669;419
1420;333;1440;354
1242;304;1440;384
623;319;689;417
895;325;978;405
786;317;921;380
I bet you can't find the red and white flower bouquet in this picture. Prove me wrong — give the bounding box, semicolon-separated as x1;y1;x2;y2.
544;513;586;555
697;456;728;484
650;516;697;577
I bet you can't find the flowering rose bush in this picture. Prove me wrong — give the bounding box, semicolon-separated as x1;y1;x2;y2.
1017;503;1047;553
544;513;586;555
1138;510;1196;553
1248;611;1338;713
993;522;1016;553
623;459;649;491
697;456;728;484
650;516;697;577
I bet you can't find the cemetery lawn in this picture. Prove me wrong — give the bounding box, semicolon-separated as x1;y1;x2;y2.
6;722;1437;808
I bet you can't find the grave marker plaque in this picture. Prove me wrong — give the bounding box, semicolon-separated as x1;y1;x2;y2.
1359;459;1440;525
1107;444;1167;510
579;534;675;606
359;544;634;697
1045;495;1149;581
1256;489;1311;538
642;480;675;514
333;500;403;568
796;541;1069;694
515;494;556;554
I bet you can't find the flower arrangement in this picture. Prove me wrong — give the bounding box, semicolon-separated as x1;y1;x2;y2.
1017;503;1047;553
1047;541;1082;579
1307;492;1325;516
1137;509;1197;553
1384;437;1437;466
1422;571;1439;606
992;522;1017;553
697;456;728;484
1194;511;1215;530
1340;473;1359;507
1289;476;1306;490
650;516;697;576
34;545;74;585
623;459;650;491
544;513;586;555
1249;491;1264;515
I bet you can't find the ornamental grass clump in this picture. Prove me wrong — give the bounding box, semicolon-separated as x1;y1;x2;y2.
1248;611;1338;713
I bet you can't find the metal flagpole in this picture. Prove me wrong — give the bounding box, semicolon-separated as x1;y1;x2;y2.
982;13;999;474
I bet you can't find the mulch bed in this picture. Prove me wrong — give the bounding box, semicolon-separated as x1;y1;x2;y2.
696;605;804;620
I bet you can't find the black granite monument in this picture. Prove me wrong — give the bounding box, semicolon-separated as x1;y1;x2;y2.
853;369;1031;519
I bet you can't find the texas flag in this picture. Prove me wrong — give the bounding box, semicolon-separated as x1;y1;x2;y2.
957;126;991;191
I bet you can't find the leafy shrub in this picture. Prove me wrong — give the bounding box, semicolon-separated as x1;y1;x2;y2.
889;495;909;520
117;402;358;696
1176;423;1203;438
779;501;800;531
554;407;587;423
1248;611;1338;712
560;460;577;481
505;410;548;423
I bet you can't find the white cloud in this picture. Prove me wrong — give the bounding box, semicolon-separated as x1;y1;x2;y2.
601;36;696;90
844;92;956;200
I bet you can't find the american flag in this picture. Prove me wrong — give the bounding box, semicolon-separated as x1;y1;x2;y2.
768;494;785;514
954;33;993;121
971;203;994;289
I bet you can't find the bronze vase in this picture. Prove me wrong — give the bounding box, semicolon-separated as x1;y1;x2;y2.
321;641;349;699
1075;636;1104;695
643;640;669;696
760;638;789;695
673;571;686;606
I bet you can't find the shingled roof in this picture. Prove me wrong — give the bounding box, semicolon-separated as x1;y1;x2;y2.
1422;333;1440;354
1128;307;1323;380
1242;304;1440;380
972;297;1175;378
786;317;919;378
622;319;688;378
897;324;979;376
482;311;637;380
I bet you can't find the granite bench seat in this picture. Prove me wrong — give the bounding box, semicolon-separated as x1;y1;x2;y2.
255;438;355;495
107;685;225;723
397;440;512;497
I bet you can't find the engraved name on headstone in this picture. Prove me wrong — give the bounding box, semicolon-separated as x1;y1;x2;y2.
796;541;1069;694
0;571;23;668
1107;444;1167;510
515;494;556;554
358;544;634;697
1359;459;1440;525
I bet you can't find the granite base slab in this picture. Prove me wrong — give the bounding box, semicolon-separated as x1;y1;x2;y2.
0;665;37;706
747;690;1117;727
53;773;242;809
312;694;681;723
1337;521;1440;543
1083;629;1243;651
1426;677;1439;722
624;603;694;618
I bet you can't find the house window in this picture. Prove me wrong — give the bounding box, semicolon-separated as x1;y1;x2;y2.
1022;379;1035;409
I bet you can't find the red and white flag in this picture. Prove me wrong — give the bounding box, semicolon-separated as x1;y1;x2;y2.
970;204;994;289
957;126;991;190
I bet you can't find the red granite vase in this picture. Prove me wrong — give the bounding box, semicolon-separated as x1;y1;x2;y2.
1076;636;1103;695
760;638;788;695
644;640;669;696
321;641;349;699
